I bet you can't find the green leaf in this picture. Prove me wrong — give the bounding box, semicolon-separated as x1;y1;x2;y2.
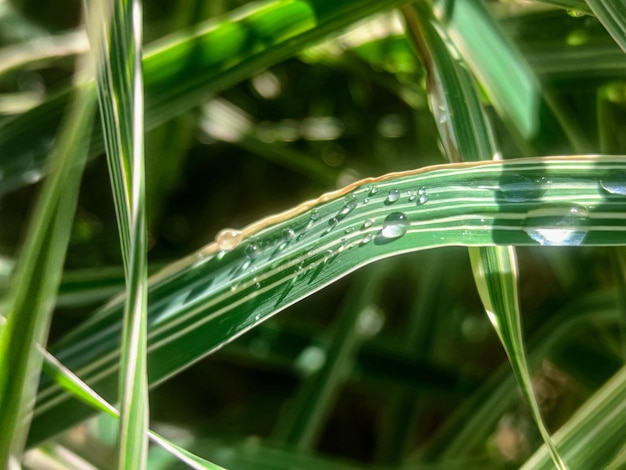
87;0;149;467
522;364;626;469
41;351;224;470
469;246;567;469
28;155;626;446
0;0;414;196
586;0;626;54
0;74;96;464
403;4;565;467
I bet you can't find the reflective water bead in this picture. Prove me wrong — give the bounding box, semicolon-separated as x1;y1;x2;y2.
524;205;589;246
362;218;375;229
381;212;409;239
497;174;545;202
600;171;626;196
344;193;358;209
282;228;296;241
216;228;243;251
245;242;260;259
386;189;400;203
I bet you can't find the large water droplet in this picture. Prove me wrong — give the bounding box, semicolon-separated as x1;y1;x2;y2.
497;174;545;202
386;189;400;204
381;212;409;239
600;171;626;196
282;228;296;241
216;228;243;251
344;193;358;210
245;242;260;259
524;205;589;246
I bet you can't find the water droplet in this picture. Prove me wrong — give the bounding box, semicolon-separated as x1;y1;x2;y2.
408;189;417;202
344;227;355;234
600;171;626;196
22;170;43;184
363;197;370;204
216;228;243;251
418;193;429;204
497;174;545;202
367;185;379;196
310;209;320;221
245;242;260;259
362;218;375;229
254;313;261;321
381;212;409;239
282;228;296;241
567;9;585;17
360;233;374;246
328;217;338;227
386;189;400;204
254;279;261;290
344;193;358;209
524;205;589;246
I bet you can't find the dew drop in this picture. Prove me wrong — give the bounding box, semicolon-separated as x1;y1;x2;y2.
282;228;296;241
600;171;626;196
497;174;545;202
295;346;326;375
345;226;356;234
386;189;400;204
254;313;261;321
360;233;374;246
310;209;320;221
245;243;260;259
418;193;430;204
408;189;417;202
216;228;243;251
567;9;585;17
381;212;409;239
524;205;589;246
344;193;358;210
368;185;379;196
362;218;375;229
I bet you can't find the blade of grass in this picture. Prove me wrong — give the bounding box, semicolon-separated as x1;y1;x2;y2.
521;363;626;469
469;247;567;469
0;0;415;196
0;65;96;466
27;155;626;445
427;0;589;155
41;350;224;470
586;0;626;53
403;4;566;467
86;0;149;467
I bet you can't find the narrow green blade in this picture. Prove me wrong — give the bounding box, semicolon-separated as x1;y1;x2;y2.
586;0;626;54
87;0;149;467
0;73;96;465
28;155;626;445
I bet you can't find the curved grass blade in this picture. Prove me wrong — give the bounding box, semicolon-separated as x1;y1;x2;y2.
427;0;588;154
469;247;567;469
86;0;149;466
41;351;224;470
0;0;414;196
0;71;96;465
27;156;626;446
423;291;619;460
586;0;626;54
404;4;566;467
521;364;626;469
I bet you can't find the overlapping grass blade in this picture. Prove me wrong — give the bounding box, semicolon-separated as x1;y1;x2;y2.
86;0;149;466
586;0;626;53
0;0;414;196
27;155;626;445
426;0;588;154
403;4;565;467
522;364;626;469
41;352;224;470
0;69;96;464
